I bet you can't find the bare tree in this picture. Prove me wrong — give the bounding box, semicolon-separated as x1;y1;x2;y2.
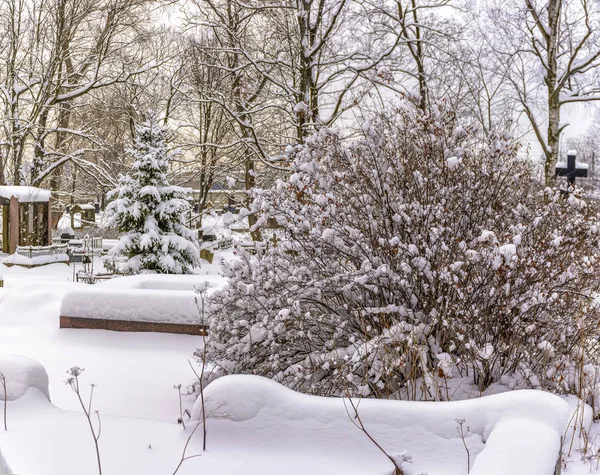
484;0;600;184
186;0;277;238
0;0;159;188
176;35;240;226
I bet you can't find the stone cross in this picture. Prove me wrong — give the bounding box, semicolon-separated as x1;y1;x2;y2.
555;150;588;185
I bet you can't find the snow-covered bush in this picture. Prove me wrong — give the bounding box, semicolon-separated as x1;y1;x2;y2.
106;113;200;274
206;101;600;405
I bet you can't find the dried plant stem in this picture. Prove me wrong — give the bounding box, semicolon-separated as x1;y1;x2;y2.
66;368;102;475
343;391;405;475
172;419;204;475
0;373;6;431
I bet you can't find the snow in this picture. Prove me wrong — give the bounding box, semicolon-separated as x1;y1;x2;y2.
60;273;226;323
0;186;51;203
60;288;201;324
0;254;227;418
57;212;77;230
0;355;50;401
498;243;516;265
0;250;597;475
75;204;96;211
2;253;69;266
192;375;568;475
446;156;461;169
472;419;559;475
555;160;589;169
100;273;225;292
0;448;10;475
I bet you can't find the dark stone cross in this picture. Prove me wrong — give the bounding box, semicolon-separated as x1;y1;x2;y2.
555;150;588;185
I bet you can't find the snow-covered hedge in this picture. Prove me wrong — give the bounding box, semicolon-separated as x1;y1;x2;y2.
206;101;600;410
193;375;568;475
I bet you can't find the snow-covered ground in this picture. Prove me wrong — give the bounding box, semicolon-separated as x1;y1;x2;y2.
0;255;228;419
0;252;599;475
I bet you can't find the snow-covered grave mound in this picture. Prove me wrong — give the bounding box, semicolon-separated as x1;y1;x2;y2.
60;274;222;328
0;355;49;401
100;273;225;293
193;375;569;475
60;287;200;324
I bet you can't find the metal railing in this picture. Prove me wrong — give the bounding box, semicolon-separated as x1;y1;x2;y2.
15;243;69;259
52;235;103;249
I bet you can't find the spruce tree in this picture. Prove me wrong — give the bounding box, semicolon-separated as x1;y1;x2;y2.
106;113;200;274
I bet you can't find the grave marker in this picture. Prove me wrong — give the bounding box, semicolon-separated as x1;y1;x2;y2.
555;150;588;185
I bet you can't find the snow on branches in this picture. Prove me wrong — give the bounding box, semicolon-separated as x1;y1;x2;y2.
106;113;200;275
206;101;600;407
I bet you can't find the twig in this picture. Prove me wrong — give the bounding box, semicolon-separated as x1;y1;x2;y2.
343;391;405;475
172;285;212;474
172;419;204;475
174;384;186;430
194;286;210;451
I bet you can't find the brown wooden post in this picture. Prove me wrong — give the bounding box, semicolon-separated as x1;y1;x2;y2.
8;196;19;254
47;197;52;245
1;205;8;253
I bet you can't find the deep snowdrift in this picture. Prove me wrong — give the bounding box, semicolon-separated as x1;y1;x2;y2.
0;355;50;402
193;375;569;475
0;355;49;475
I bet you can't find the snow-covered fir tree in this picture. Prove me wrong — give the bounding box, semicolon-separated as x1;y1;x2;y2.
106;113;200;274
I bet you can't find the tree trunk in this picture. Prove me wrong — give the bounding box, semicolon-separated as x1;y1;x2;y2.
545;0;561;186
